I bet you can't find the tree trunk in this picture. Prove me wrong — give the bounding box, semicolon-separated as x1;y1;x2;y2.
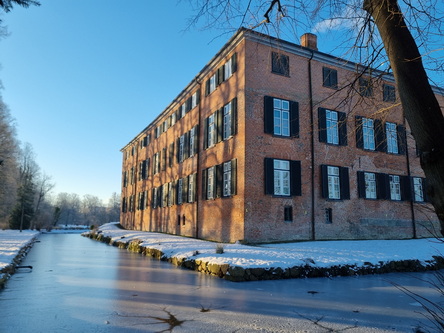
363;0;444;236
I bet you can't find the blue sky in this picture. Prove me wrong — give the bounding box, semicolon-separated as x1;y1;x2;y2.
0;1;442;203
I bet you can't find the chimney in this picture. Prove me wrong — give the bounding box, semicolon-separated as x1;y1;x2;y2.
300;33;318;51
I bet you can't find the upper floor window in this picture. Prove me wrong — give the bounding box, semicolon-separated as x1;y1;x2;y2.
318;108;347;146
413;177;425;202
321;165;350;200
383;84;396;103
264;158;301;197
389;175;401;201
322;67;338;89
264;96;299;138
386;122;399;154
205;53;237;96
203;159;237;199
204;98;238;149
356;117;375;150
271;52;289;76
359;77;373;97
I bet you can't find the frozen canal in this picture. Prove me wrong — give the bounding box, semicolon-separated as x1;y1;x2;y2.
0;233;441;332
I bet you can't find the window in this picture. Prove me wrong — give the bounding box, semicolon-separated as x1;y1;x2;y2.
325;208;333;223
264;158;301;197
321;165;350;200
359;77;373;97
364;172;377;199
208;113;216;147
205;54;237;96
209;74;217;94
180;103;187;118
386;122;399;154
264;96;299;138
153;152;160;174
389;175;401;201
189;126;198;157
284;206;293;222
161;183;168;207
206;166;215;200
383;84;396;102
223;102;233;139
322;67;338;89
152;187;159;209
168;143;174;168
139;159;148;180
177;179;183;205
171;112;177;126
203;159;237;200
224;56;233;79
161;148;166;171
327;166;340;199
318;108;347;146
271;52;289;76
191;91;199;109
223;161;232;197
356;116;377;151
167;182;175;207
188;174;196;203
413;177;424;202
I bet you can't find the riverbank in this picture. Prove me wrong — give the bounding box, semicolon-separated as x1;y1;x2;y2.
84;222;444;282
0;230;39;288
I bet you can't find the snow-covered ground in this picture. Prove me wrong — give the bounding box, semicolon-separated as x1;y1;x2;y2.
0;230;39;271
93;222;444;270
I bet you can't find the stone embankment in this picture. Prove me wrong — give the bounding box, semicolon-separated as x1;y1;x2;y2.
0;237;37;288
84;232;444;282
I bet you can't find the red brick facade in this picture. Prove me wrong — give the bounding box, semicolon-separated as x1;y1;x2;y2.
121;29;442;243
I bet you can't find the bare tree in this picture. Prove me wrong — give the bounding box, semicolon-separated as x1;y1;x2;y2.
187;0;444;234
30;172;54;229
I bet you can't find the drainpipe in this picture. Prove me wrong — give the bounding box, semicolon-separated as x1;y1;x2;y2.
308;50;316;240
195;78;202;239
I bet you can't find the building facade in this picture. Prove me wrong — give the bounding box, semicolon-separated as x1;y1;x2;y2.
121;28;443;243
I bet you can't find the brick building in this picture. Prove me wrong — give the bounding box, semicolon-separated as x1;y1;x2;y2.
120;28;443;243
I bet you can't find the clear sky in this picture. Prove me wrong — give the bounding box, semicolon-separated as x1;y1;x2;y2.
0;1;442;203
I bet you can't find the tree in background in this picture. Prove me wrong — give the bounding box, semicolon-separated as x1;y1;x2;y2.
107;192;121;223
0;100;19;228
188;0;444;234
0;0;39;13
9;143;38;230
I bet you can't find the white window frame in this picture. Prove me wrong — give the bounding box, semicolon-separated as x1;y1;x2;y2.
273;98;290;137
223;161;232;197
273;159;290;196
223;102;232;140
177;179;183;205
181;103;187;118
413;177;424;202
364;172;377;199
363;118;375;150
207;167;215;200
208;113;216;147
327;166;340;199
189;127;195;157
386;122;399;154
326;110;339;145
188;175;195;203
389;175;401;201
191;92;198;109
224;57;233;79
209;74;217;93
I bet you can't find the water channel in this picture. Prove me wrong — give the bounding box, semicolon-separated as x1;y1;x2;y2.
0;233;441;332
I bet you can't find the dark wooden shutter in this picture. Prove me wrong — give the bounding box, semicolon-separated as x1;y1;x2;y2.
202;169;208;200
217;66;224;85
338;111;348;146
186;97;192;112
290;160;301;196
400;175;411;201
290;101;299;138
320;165;329;198
215;164;223;198
231;53;237;73
216;108;223;143
205;79;210;96
376;173;389;199
231;97;238;136
355;116;364;149
231;159;237;196
339;167;350;200
264;96;274;134
203;117;209;149
397;124;407;155
176;137;181;163
193;125;199;155
183;132;190;160
357;171;366;198
318;108;327;143
264;158;274;195
374;119;387;152
182;176;189;203
141;160;147;179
